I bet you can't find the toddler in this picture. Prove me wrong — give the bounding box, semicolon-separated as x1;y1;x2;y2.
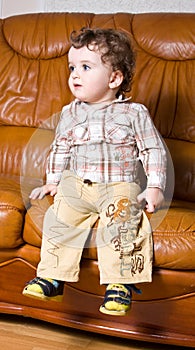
23;27;167;316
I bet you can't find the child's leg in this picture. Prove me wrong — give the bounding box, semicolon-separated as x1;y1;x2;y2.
23;201;96;301
23;172;99;301
37;203;94;282
97;182;152;315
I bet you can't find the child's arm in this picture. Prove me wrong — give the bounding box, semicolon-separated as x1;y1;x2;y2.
133;104;167;196
137;187;165;213
29;107;72;200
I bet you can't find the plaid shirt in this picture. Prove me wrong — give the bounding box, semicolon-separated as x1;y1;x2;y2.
46;99;167;190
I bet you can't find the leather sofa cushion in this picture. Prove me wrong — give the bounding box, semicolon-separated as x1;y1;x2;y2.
23;195;54;248
165;139;195;202
0;178;25;248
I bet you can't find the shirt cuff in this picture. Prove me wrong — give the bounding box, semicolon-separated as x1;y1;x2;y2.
147;171;166;192
46;173;62;185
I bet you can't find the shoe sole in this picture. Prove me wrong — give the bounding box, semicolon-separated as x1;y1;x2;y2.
99;305;130;316
22;289;63;302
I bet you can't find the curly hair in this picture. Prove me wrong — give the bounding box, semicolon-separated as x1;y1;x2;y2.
70;27;136;97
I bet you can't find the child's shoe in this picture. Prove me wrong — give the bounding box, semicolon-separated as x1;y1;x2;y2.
99;283;140;316
22;277;64;302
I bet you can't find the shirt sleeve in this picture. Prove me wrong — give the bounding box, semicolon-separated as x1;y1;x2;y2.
132;104;167;191
46;106;71;185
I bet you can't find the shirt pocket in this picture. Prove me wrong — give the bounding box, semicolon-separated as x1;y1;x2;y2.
105;124;134;144
72;125;89;142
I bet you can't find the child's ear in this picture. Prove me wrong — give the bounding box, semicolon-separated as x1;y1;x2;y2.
109;70;123;89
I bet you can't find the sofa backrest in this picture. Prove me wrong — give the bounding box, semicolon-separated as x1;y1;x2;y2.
0;13;194;201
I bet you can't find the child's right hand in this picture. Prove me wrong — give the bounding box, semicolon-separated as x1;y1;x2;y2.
29;184;58;200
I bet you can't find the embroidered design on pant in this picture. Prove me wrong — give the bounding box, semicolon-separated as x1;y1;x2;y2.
106;198;144;277
45;201;70;269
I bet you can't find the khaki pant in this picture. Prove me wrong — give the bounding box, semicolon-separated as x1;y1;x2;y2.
37;170;153;284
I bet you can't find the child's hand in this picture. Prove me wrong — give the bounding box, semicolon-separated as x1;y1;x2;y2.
29;184;58;200
137;187;165;213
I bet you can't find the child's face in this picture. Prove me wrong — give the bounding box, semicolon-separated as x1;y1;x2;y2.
68;45;121;104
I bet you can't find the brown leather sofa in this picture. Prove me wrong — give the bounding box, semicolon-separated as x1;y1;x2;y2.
0;12;194;348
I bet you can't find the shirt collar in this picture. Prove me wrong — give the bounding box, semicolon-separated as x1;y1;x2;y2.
74;95;131;108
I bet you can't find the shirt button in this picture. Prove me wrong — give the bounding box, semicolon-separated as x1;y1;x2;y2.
89;144;96;151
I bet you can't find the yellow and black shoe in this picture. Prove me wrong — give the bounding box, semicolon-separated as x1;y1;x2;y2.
22;277;64;302
99;283;140;316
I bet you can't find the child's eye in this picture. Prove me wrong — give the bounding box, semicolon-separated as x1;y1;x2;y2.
69;66;75;72
83;64;90;71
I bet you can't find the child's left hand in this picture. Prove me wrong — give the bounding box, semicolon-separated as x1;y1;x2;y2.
137;187;165;213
